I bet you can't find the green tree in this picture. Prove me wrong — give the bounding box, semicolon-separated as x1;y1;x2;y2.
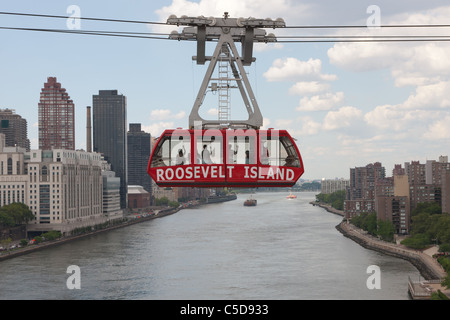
401;233;430;249
0;203;34;226
315;190;345;211
0;211;15;227
1;237;12;250
411;202;441;217
442;274;450;290
377;219;395;242
431;290;450;300
42;231;62;241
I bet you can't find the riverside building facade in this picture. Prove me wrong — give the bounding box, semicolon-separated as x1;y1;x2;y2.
26;149;104;235
0;135;122;236
345;156;450;235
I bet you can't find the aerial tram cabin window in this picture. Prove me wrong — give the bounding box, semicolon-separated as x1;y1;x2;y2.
259;132;301;168
150;130;191;168
195;130;223;165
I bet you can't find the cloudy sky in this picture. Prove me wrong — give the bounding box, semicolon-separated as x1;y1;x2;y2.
1;0;450;180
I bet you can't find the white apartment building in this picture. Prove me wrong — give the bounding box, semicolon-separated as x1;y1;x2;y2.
321;178;350;194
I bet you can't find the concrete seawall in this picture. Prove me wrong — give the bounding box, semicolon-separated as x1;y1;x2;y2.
336;221;446;281
310;201;344;217
311;201;446;281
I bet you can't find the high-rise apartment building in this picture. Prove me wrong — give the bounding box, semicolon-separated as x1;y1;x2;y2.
93;90;128;209
127;123;152;196
321;178;349;194
0;109;30;151
38;77;75;150
344;162;385;218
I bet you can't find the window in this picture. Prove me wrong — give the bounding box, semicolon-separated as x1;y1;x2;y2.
259;133;301;168
7;158;12;175
196;130;223;164
151;133;191;167
226;131;256;165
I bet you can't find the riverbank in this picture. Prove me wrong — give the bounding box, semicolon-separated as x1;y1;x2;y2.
0;206;180;262
310;201;344;217
313;203;447;280
312;202;449;298
0;195;238;262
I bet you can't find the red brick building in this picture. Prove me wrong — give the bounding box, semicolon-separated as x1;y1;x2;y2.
38;77;75;150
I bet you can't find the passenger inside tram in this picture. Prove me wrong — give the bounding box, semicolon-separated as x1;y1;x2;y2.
201;144;213;164
176;148;186;165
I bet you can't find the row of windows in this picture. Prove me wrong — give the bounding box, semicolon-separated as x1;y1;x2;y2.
1;184;25;188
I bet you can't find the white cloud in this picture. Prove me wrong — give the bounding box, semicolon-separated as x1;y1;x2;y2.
150;109;186;121
327;7;450;87
263;58;337;82
207;108;218;116
424;116;450;140
401;81;450;109
274;119;293;129
261;117;271;129
323;106;363;131
142;122;176;137
328;42;409;73
297;92;344;111
289;81;330;96
296;116;321;136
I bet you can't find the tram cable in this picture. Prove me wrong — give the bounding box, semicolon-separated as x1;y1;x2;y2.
2;10;450;188
2;11;450;43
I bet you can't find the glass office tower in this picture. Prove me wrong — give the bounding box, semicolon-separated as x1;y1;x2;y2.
93;90;128;209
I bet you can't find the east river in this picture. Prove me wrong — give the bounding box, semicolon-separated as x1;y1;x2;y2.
0;192;421;300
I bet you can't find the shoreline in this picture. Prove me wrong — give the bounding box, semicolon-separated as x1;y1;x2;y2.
1;195;237;262
312;201;446;281
0;206;180;262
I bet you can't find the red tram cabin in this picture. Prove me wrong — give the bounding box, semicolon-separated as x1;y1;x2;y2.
148;128;304;188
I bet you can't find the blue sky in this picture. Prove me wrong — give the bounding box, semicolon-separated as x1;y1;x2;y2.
1;0;450;180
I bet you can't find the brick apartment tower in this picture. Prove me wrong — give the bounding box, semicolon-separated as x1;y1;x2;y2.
0;108;30;151
38;77;75;150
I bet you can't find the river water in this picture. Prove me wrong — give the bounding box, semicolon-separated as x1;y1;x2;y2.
0;192;420;300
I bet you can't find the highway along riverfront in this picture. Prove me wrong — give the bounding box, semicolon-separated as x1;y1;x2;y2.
0;192;420;300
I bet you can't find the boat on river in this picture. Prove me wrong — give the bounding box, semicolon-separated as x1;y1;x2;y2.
286;192;297;199
244;195;257;206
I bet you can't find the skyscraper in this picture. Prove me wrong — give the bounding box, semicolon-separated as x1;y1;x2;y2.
127;123;152;197
93;90;128;209
38;77;75;150
0;108;30;151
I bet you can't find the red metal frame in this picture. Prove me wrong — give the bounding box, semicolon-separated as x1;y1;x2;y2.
147;129;304;188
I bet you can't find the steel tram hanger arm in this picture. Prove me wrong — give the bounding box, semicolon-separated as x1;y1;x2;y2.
167;12;285;130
